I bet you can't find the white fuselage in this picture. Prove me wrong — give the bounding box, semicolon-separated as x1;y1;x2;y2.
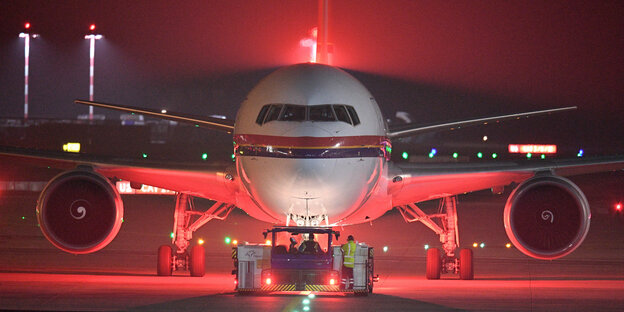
233;64;392;226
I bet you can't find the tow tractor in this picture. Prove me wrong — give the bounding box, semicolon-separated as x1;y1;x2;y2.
232;226;377;295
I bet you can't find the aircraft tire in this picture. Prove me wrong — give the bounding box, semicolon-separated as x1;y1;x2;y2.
426;248;441;280
459;248;474;280
190;245;205;277
157;245;173;276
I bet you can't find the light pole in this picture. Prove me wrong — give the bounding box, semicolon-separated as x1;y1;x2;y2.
84;24;102;120
19;22;39;121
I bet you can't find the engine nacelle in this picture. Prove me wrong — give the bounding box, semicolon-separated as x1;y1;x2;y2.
37;169;124;254
504;174;590;260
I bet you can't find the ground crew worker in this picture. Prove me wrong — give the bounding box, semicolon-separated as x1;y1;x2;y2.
288;237;298;254
299;233;320;254
341;235;356;289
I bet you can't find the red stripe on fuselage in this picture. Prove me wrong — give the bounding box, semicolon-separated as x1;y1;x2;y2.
234;134;388;147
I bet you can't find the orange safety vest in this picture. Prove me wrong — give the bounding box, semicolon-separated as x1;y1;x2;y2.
341;240;356;268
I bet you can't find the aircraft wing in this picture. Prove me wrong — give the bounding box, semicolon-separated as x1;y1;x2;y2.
75;100;235;133
389;156;624;207
387;106;576;139
0;146;238;203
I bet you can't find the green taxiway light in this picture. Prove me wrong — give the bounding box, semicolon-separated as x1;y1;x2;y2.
477;152;483;158
401;152;409;160
170;232;174;239
142;153;148;158
492;153;498;159
541;154;546;159
526;153;532;159
424;244;429;250
452;152;458;159
225;236;231;244
202;153;208;160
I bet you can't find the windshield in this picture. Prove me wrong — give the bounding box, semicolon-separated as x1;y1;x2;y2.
256;104;360;126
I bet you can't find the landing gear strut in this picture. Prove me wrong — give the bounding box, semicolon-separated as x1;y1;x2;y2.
157;193;234;277
398;196;473;280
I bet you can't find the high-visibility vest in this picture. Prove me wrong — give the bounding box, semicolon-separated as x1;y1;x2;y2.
341;240;356;268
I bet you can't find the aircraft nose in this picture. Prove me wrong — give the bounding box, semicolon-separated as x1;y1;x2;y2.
281;124;333;137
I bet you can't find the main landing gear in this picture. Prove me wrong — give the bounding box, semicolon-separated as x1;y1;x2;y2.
398;196;474;280
157;193;235;277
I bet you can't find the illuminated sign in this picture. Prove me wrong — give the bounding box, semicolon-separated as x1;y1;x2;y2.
116;180;176;195
62;142;81;153
508;144;557;154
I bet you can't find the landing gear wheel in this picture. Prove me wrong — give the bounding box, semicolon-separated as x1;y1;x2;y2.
190;245;205;277
459;248;473;280
157;245;173;276
426;248;441;280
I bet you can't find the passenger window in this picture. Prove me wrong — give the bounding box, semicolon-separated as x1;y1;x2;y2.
280;105;306;121
256;105;270;125
333;105;351;124
264;104;283;123
346;106;360;125
309;105;336;121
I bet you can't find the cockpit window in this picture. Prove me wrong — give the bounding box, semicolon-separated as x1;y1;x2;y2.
346;106;360;125
334;105;351;124
256;105;270;125
256;104;360;126
309;105;335;121
264;104;283;123
280;105;306;121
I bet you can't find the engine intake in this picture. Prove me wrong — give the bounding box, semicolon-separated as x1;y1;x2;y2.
37;169;124;254
504;174;590;260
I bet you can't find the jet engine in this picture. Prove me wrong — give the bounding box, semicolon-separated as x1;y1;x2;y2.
503;174;590;260
37;169;124;254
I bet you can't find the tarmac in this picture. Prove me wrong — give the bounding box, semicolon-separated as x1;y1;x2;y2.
0;166;623;311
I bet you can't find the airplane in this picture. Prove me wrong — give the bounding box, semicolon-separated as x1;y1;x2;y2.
2;62;623;279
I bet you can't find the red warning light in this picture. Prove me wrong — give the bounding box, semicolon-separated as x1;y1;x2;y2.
89;24;96;31
616;203;622;212
25;22;31;29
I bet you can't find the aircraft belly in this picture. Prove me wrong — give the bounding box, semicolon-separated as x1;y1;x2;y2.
237;156;382;223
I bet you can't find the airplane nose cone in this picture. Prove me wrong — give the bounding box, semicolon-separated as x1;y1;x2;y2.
281;124;333;137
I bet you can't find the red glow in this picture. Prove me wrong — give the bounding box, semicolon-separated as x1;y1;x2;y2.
300;27;318;63
265;278;271;285
24;22;31;29
616;203;622;211
508;144;557;154
329;278;335;285
90;24;96;31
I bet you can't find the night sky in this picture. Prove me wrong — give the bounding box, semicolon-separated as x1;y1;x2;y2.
0;1;622;148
